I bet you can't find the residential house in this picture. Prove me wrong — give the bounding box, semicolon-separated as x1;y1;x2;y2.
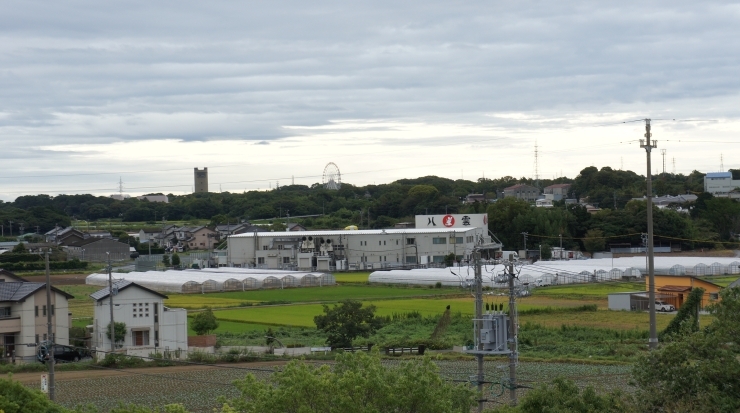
650;276;722;309
90;280;187;359
0;270;27;283
1;278;73;362
503;184;540;202
66;238;131;262
44;227;85;246
543;184;571;201
286;223;307;232
176;226;218;250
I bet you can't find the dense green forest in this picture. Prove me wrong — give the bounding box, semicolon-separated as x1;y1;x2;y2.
1;167;738;251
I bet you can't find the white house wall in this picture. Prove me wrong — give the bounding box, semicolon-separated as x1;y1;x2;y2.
93;287;187;356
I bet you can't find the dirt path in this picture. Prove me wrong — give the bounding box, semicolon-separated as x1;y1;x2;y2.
8;360;290;385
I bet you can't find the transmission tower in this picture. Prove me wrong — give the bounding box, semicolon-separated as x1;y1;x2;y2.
533;140;540;187
721;154;724;171
661;149;667;174
672;158;676;174
118;177;124;196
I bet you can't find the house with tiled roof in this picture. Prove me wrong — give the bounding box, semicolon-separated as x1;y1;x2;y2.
0;275;74;363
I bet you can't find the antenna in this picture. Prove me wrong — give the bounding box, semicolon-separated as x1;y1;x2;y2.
534;140;540;187
661;149;667;174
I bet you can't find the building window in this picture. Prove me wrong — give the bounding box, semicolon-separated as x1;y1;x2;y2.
35;306;39;317
263;246;268;250
379;241;382;246
406;256;417;264
710;293;719;301
43;334;47;341
432;237;446;245
396;240;399;245
0;307;10;318
35;334;39;344
51;305;54;316
406;238;415;245
132;330;150;346
432;256;446;263
278;245;284;250
43;305;47;316
283;257;291;264
449;237;463;244
257;257;265;264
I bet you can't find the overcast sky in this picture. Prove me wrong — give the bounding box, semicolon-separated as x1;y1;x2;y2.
1;1;739;200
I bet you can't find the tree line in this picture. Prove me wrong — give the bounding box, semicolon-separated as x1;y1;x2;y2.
1;167;738;249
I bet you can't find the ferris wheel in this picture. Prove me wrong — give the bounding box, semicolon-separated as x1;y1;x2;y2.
322;162;342;190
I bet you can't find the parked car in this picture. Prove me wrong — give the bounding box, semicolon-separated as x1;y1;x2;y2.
654;301;676;312
38;344;85;363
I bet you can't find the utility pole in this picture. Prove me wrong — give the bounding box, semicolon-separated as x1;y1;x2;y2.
473;251;484;413
108;253;115;353
45;250;55;401
520;232;527;251
507;255;517;405
639;119;658;350
8;220;13;236
559;234;563;260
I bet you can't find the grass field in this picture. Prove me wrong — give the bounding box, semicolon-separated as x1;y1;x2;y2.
165;284;460;309
699;275;740;287
333;272;370;283
532;281;644;298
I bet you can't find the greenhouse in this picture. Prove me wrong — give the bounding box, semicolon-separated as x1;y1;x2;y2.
369;256;740;288
86;268;335;293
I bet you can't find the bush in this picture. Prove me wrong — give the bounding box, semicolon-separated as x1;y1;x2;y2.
191;308;219;336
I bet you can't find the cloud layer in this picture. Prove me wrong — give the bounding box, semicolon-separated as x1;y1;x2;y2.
1;1;739;199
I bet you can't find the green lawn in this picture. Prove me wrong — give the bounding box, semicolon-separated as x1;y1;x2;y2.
165;284;461;309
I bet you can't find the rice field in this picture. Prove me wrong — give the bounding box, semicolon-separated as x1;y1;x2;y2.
531;281;644;298
211;296;622;329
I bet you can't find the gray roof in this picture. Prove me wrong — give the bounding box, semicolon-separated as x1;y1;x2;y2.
729;278;740;289
90;280;168;301
0;282;74;302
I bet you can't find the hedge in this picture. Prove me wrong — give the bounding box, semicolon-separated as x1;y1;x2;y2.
0;253;43;263
0;259;88;271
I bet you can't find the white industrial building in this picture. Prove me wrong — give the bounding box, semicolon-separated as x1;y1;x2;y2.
225;214;499;271
90;280;188;359
704;172;740;197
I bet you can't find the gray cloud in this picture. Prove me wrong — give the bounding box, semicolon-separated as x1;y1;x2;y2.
0;0;739;198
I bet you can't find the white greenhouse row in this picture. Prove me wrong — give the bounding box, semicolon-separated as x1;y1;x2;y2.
369;256;740;287
86;269;335;293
